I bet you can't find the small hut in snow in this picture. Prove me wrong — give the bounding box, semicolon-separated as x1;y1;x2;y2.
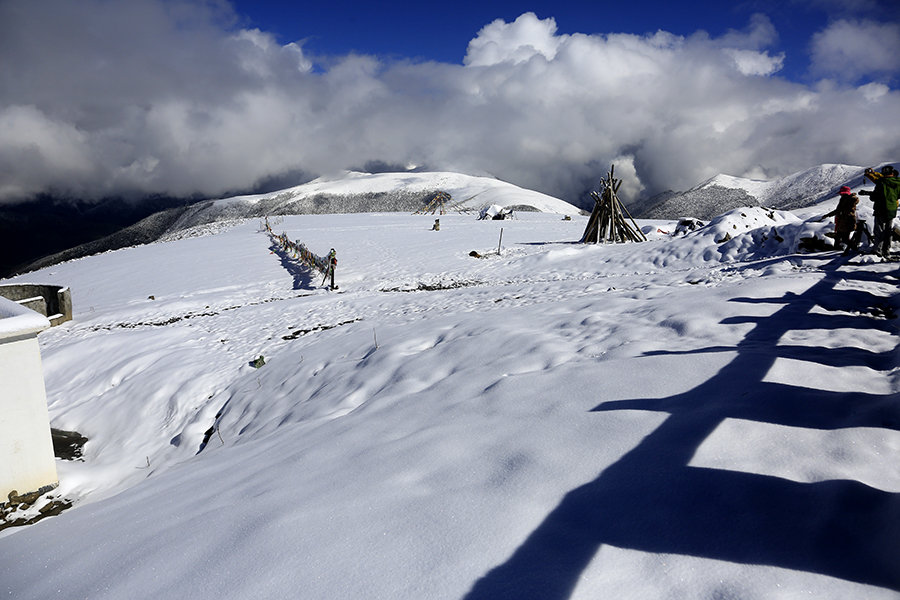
581;165;647;244
478;205;514;220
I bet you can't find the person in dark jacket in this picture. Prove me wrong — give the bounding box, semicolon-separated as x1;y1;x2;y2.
860;165;900;257
846;219;874;254
822;185;858;250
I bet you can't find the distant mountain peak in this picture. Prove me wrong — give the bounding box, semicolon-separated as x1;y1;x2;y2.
635;162;870;220
694;173;773;198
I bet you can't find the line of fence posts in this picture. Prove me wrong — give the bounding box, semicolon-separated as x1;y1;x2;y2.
264;217;338;290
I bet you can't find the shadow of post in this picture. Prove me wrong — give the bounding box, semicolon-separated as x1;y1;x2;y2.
465;260;900;599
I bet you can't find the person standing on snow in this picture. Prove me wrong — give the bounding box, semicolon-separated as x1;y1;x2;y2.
324;248;337;290
822;185;858;251
860;165;900;258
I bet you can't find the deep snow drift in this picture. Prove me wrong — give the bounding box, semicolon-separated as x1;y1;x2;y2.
1;188;898;599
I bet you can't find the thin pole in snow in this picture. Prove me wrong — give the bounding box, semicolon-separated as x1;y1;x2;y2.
498;228;504;255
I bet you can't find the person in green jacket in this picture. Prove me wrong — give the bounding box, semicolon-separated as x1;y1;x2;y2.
860;165;900;257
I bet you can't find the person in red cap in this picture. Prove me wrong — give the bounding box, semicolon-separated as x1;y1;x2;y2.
822;185;858;251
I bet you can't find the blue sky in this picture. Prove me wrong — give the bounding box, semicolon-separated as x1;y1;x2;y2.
1;0;898;205
232;0;838;80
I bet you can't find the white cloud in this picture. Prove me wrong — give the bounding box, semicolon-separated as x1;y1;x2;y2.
464;12;562;66
232;29;313;76
858;82;889;101
810;19;900;79
0;2;898;206
726;49;785;76
0;105;96;198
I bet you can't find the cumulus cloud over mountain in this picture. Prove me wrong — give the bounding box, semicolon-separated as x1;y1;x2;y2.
1;1;898;205
810;19;900;79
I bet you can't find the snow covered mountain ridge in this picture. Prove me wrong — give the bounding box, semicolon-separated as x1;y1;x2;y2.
634;163;884;219
169;170;582;237
19;171;581;274
216;170;578;214
15;162;894;275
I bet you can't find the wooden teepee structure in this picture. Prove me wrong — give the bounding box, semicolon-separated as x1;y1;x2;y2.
580;165;647;244
415;191;453;215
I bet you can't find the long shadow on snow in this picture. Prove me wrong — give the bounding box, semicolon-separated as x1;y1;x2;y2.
645;344;892;370
465;259;900;599
269;242;317;290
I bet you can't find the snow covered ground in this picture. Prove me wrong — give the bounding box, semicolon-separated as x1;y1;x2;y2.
1;199;898;599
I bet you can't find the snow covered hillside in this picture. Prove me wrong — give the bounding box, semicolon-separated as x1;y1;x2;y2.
635;163;876;219
21;171;581;274
217;170;580;213
1;199;899;599
166;171;583;238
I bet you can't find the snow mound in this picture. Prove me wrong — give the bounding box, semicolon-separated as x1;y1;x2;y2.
667;206;839;263
625;207;831;270
702;207;816;261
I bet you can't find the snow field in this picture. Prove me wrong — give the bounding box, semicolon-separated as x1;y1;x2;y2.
1;207;898;599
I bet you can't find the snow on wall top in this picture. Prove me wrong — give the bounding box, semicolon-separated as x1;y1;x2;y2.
0;296;50;338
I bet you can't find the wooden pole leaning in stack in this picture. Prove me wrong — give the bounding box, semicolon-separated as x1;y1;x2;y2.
580;165;647;244
415;191;452;215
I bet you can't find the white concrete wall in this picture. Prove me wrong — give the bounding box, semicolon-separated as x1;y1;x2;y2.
0;297;58;501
